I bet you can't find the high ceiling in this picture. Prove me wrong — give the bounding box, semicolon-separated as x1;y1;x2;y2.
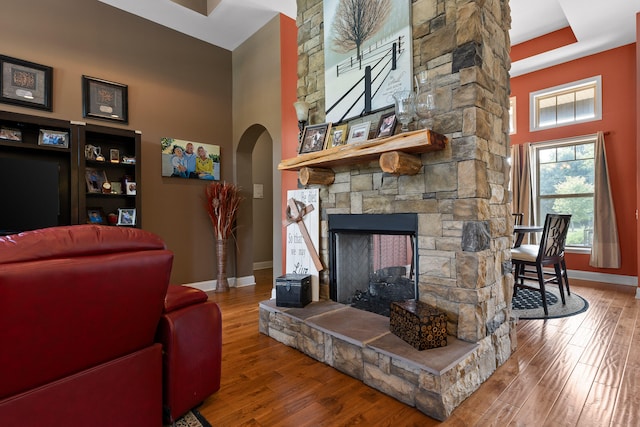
99;0;639;76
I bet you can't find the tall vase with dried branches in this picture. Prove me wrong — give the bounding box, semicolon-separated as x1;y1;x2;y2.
205;182;241;292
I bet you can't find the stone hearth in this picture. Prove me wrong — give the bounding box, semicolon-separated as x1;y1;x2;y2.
259;300;486;421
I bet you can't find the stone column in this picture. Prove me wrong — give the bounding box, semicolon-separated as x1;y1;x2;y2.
296;0;513;365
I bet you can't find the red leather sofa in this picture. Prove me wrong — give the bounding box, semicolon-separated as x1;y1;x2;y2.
0;225;222;426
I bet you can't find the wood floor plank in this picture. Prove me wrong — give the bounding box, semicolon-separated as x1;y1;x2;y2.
543;361;598;427
577;381;618;427
610;366;640;426
197;273;639;426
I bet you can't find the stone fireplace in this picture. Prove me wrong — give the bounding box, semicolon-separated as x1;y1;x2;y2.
261;0;515;420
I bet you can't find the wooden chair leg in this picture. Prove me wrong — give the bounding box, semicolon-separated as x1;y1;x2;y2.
554;263;566;304
561;259;570;295
536;266;549;315
513;262;522;295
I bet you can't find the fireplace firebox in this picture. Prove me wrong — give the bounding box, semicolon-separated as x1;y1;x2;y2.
328;213;418;317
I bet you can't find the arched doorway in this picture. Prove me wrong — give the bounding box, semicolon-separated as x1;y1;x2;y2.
235;124;274;283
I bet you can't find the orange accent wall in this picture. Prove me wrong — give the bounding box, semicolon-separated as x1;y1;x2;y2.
511;44;637;277
280;14;300;273
636;13;640;287
511;27;578;62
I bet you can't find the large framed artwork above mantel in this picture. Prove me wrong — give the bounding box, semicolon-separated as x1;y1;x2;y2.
323;0;413;123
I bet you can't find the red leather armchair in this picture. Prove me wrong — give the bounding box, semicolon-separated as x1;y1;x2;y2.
0;225;221;426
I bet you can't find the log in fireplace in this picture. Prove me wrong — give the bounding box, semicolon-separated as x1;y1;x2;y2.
328;213;418;316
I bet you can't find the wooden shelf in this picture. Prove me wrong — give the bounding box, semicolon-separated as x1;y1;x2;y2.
278;129;448;172
278;129;448;185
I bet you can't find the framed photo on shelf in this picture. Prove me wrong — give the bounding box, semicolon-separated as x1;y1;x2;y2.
117;208;136;226
38;129;69;148
85;167;107;193
111;181;122;195
87;207;106;224
376;112;397;138
82;75;128;123
0;126;22;142
347;122;371;144
299;123;332;154
328;124;348;148
125;181;137;195
0;55;53;111
110;148;119;163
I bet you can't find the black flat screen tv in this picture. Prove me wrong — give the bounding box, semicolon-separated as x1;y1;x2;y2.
0;157;61;235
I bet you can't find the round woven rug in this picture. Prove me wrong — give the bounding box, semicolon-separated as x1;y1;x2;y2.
512;285;589;320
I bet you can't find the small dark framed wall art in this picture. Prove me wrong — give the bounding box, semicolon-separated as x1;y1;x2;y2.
0;55;53;111
82;75;128;123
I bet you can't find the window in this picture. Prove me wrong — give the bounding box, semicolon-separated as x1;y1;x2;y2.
531;136;595;248
530;76;602;131
509;96;516;134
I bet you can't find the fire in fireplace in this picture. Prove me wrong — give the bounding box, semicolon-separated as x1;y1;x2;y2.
328;214;418;317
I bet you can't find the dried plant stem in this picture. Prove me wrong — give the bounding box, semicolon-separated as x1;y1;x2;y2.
205;182;241;240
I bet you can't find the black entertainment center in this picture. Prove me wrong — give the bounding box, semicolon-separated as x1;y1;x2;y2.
0;110;141;234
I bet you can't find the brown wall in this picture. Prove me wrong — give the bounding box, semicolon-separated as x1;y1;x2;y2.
232;16;288;280
0;0;233;284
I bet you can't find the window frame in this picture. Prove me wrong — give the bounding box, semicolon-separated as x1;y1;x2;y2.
509;96;516;135
529;76;602;132
529;135;597;252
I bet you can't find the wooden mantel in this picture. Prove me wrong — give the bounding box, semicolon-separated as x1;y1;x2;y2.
278;129;448;185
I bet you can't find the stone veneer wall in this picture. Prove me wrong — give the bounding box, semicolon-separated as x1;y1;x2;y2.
296;0;513;361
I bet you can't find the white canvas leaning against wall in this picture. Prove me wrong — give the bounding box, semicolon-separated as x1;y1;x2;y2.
323;0;413;123
285;189;320;301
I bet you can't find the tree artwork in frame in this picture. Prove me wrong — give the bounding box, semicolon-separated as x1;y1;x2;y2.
82;75;128;123
299;123;332;155
323;0;412;122
0;55;52;111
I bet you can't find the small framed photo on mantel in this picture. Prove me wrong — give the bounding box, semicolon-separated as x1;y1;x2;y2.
299;123;332;155
82;75;128;123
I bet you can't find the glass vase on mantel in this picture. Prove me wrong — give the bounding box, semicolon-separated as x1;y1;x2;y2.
215;238;229;292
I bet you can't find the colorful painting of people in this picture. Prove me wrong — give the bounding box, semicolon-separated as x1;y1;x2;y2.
161;138;221;180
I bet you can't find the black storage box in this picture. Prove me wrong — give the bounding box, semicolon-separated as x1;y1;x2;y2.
276;274;311;308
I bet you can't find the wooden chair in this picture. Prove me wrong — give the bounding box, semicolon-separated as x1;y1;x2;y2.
511;214;571;315
512;212;524;225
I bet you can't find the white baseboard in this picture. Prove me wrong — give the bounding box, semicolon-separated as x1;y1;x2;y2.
236;275;256;287
180;275;256;292
253;261;273;270
636;288;640;300
567;269;638;287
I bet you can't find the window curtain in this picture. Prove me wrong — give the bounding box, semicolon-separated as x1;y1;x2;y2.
510;143;534;242
589;131;621;268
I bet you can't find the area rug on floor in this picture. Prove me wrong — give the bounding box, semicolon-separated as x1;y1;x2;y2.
512;285;589;320
169;409;211;427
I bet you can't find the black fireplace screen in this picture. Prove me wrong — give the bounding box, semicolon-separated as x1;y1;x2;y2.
329;214;418;317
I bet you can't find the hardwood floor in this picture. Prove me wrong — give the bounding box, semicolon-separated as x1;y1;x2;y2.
199;270;639;426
